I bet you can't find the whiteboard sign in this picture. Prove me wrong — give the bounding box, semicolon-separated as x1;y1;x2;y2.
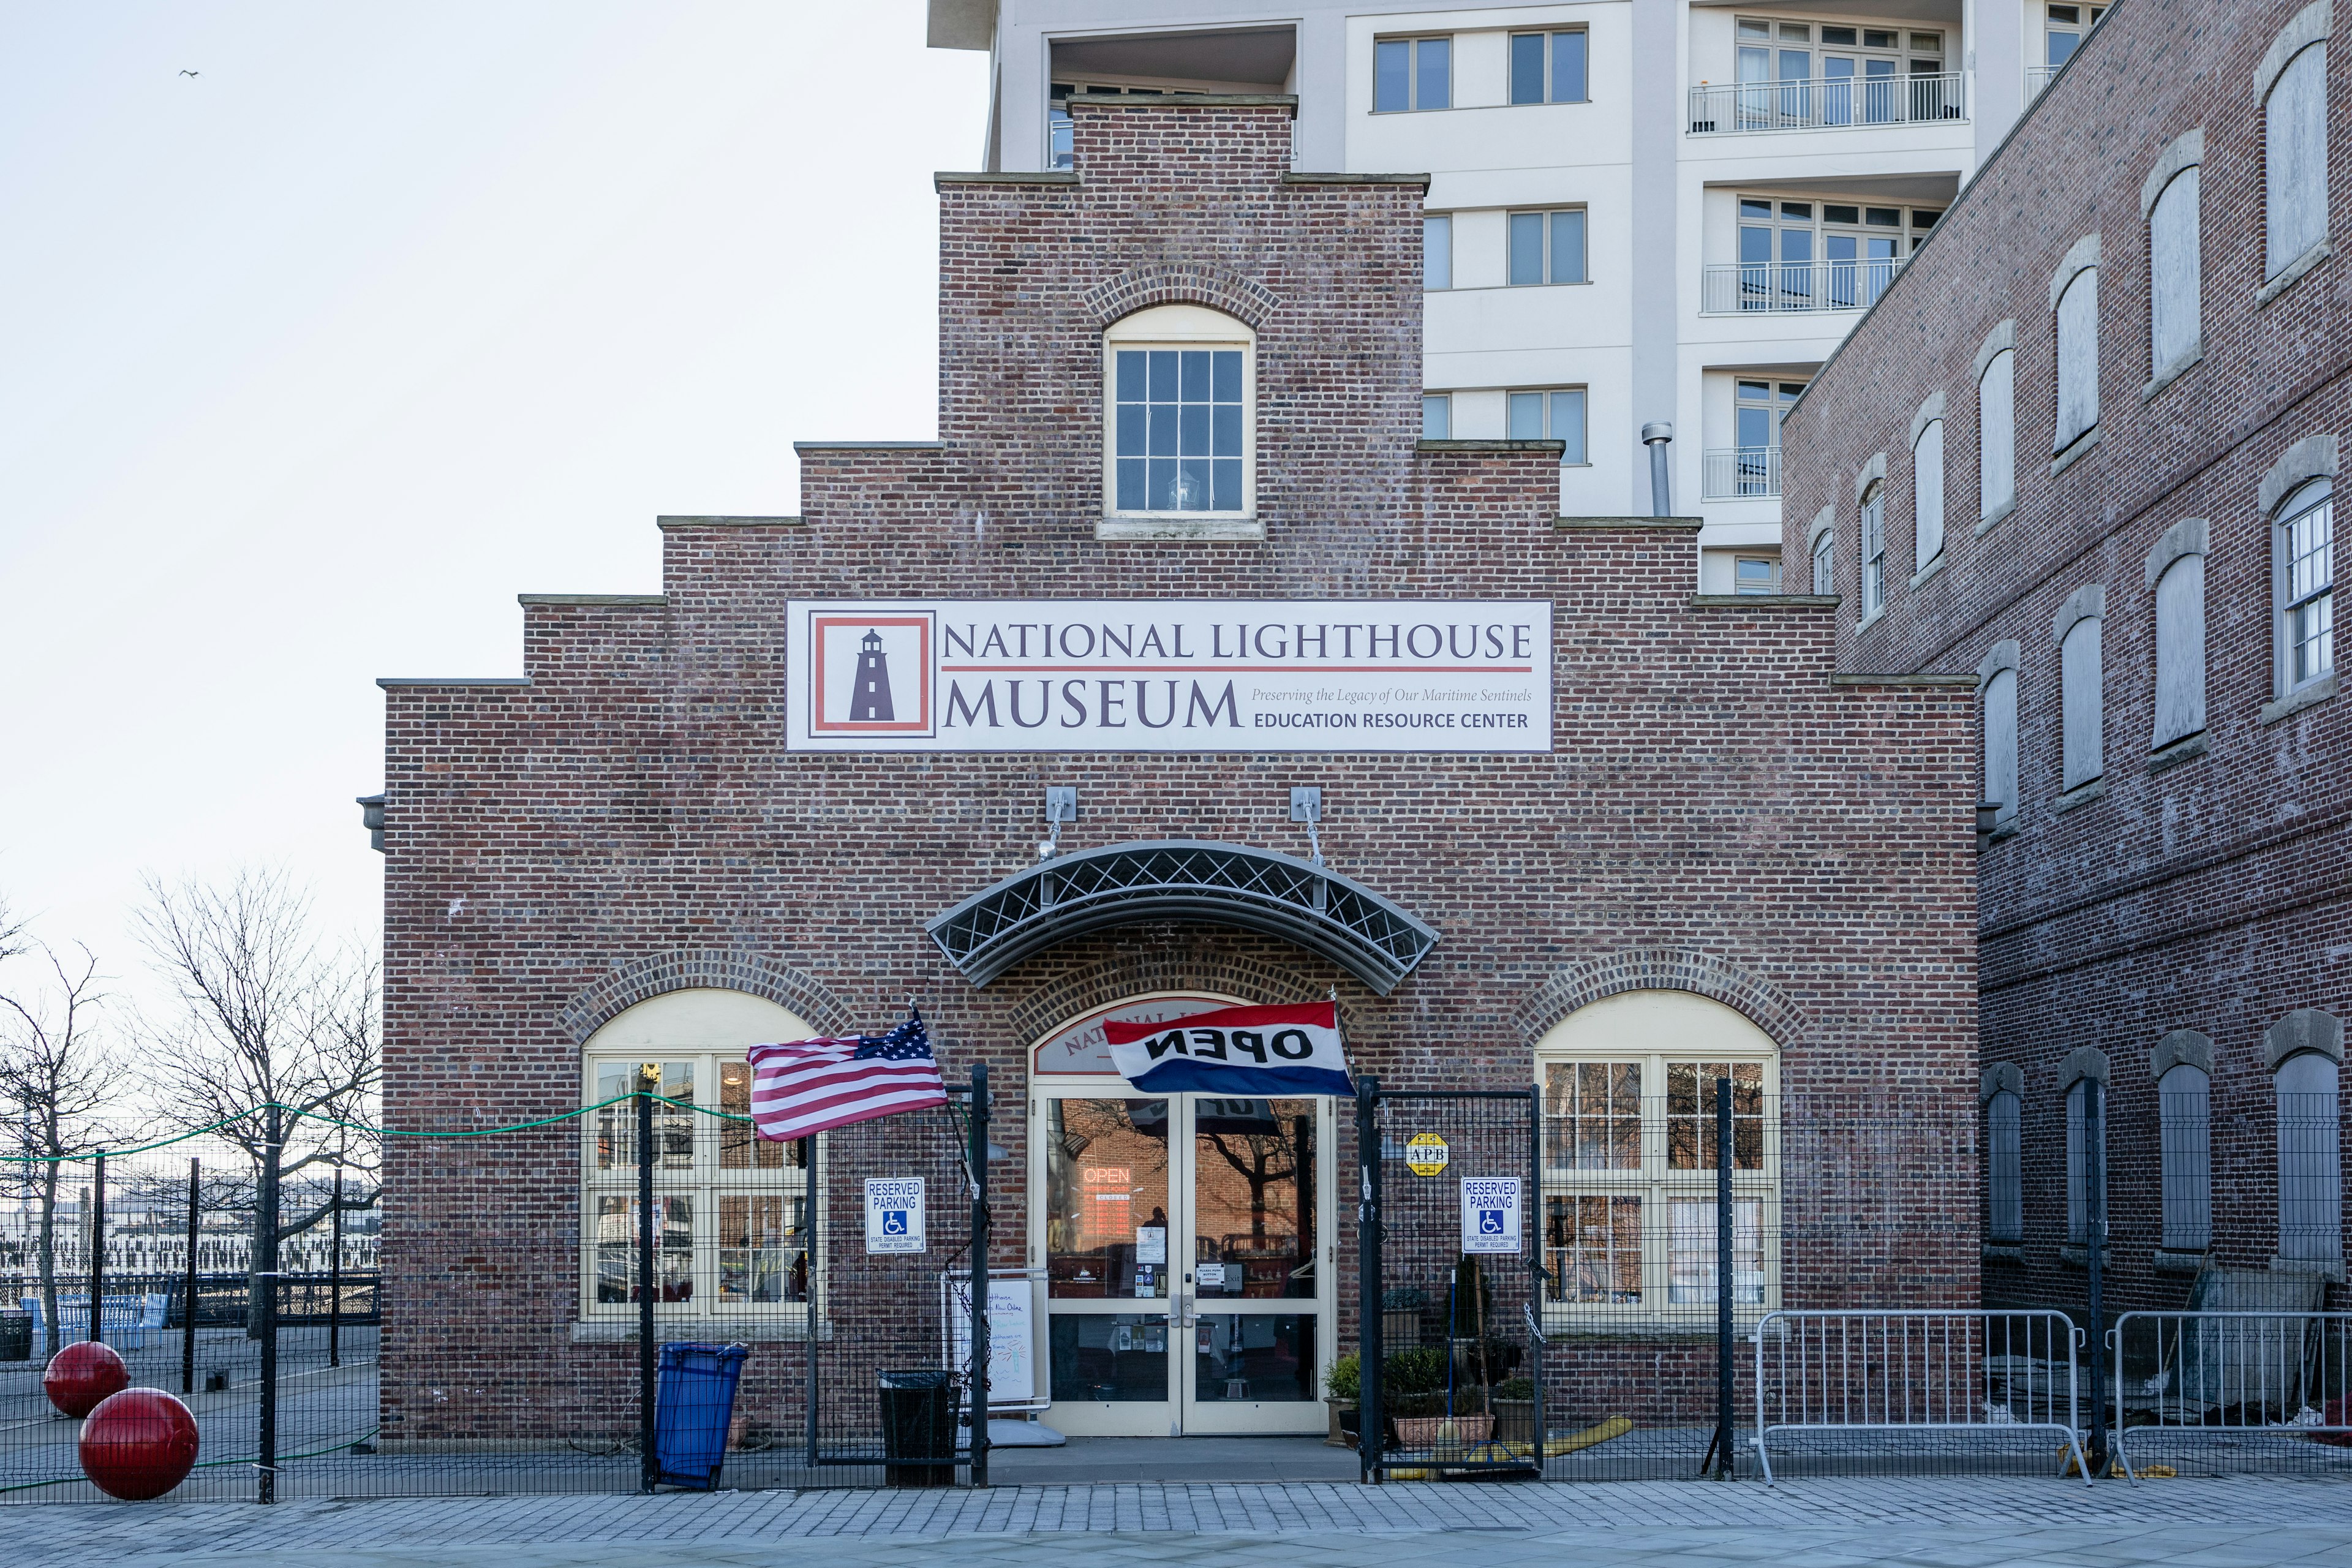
786;600;1553;753
1460;1177;1522;1255
865;1178;926;1254
944;1276;1037;1404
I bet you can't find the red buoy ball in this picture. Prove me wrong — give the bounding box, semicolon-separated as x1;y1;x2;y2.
43;1341;129;1419
80;1389;200;1500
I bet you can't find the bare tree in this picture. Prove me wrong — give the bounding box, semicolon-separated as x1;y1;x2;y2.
136;869;380;1322
0;943;127;1358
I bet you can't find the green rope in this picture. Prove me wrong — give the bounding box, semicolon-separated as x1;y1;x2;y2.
1;1093;763;1165
0;1429;385;1496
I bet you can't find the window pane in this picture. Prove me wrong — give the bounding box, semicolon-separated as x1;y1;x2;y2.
719;1061;786;1170
1666;1061;1764;1169
1509;212;1544;285
1511;32;1546;104
1668;1199;1762;1305
1374;39;1411;111
1051;1313;1169;1401
1148;404;1177;457
1176;457;1210;510
1179;402;1210;458
1736;557;1777;594
1212;402;1242;458
718;1193;807;1303
1212;458;1242;512
1546;1194;1641;1303
1417;37;1451;110
1148;457;1177;510
1193;1313;1314;1401
1179;349;1208;402
1423;214;1452;291
1116;402;1145;458
1544;1061;1640;1170
1116;350;1146;401
1046;1098;1174;1299
1117;458;1146;511
1148;349;1177;401
1422;394;1450;440
1193;1098;1316;1301
1553;31;1588;102
1550;209;1586;283
1552;390;1586;464
1211;350;1242;402
595;1194;693;1304
1507;391;1545;441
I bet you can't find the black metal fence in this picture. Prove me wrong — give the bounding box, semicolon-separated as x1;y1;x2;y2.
2;1071;995;1504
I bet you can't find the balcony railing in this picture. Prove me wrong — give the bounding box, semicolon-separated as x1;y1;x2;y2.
1701;255;1908;315
1687;71;1966;134
1703;446;1782;500
2026;65;2058;101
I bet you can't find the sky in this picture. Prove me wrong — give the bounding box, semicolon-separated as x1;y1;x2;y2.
0;4;991;1012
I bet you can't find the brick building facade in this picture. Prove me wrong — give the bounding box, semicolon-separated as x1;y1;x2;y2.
376;95;1978;1453
1781;0;2352;1321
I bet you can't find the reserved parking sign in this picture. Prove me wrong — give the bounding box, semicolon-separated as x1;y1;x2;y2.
865;1177;927;1254
1460;1177;1521;1255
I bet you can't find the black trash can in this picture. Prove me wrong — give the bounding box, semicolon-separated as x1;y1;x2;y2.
0;1310;28;1363
877;1368;957;1487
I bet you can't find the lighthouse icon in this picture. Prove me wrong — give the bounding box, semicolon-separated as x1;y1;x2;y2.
850;628;895;722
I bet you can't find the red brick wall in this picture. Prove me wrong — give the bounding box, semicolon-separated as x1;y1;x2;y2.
379;99;1980;1441
1780;0;2352;1316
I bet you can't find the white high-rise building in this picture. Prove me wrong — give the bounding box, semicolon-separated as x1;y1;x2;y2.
930;1;2098;590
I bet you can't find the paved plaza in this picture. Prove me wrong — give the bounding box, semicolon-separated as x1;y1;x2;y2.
17;1474;2352;1567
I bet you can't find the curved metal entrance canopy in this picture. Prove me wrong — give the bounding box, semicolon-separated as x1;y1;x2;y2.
924;840;1440;995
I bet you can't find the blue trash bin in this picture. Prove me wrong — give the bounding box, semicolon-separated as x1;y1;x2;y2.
654;1341;748;1489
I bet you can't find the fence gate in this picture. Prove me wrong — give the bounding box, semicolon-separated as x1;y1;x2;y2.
1355;1082;1540;1482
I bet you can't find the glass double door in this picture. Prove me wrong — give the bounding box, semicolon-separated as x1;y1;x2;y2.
1035;1089;1332;1435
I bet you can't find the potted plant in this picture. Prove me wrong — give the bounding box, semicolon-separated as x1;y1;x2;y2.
1324;1352;1360;1447
1491;1375;1536;1446
1384;1344;1493;1453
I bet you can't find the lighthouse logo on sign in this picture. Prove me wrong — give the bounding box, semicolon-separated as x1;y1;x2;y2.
809;612;933;735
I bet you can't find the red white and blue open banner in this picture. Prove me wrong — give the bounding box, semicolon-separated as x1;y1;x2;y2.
1101;1001;1352;1097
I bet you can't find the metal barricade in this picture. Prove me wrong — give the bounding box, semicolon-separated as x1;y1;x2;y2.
2112;1311;2352;1479
1753;1310;2086;1483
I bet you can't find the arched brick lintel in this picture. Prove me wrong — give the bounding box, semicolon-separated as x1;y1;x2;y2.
1084;265;1281;333
559;949;854;1045
1006;946;1333;1049
1509;948;1807;1049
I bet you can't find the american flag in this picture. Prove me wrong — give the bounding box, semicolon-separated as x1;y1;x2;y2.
746;1012;947;1142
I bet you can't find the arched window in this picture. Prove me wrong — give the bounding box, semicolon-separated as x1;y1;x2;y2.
1811;529;1835;595
1104;304;1256;521
579;989;817;1325
1859;481;1886;620
2158;1062;2211;1253
2057;587;2106;791
1536;990;1778;1320
2150;523;2208;749
2277;1048;2342;1268
1913;416;1946;572
2055;265;2099;453
1978;345;2016;522
2148;166;2202;375
2276;479;2335;696
2264;24;2330;282
1980;643;2020;829
1987;1088;2022;1244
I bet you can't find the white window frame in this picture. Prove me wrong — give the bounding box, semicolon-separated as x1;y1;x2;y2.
1102;305;1257;521
578;1050;816;1325
2276;479;2335;696
1859;480;1886;620
1733;555;1781;595
2045;3;2107;71
1374;34;1452;113
1510;28;1590;105
1507;207;1589;286
1506;385;1589;464
1536;995;1782;1331
1809;528;1836;596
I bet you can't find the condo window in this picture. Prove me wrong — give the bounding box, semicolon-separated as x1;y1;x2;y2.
1374;36;1450;112
1423;214;1453;291
1507;387;1587;463
1422;394;1451;440
1509;208;1588;286
1511;29;1589;104
2045;4;2107;71
1734;557;1779;595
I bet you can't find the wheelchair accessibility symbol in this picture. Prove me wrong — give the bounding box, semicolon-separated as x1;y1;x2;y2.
1477;1208;1506;1236
882;1210;909;1235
